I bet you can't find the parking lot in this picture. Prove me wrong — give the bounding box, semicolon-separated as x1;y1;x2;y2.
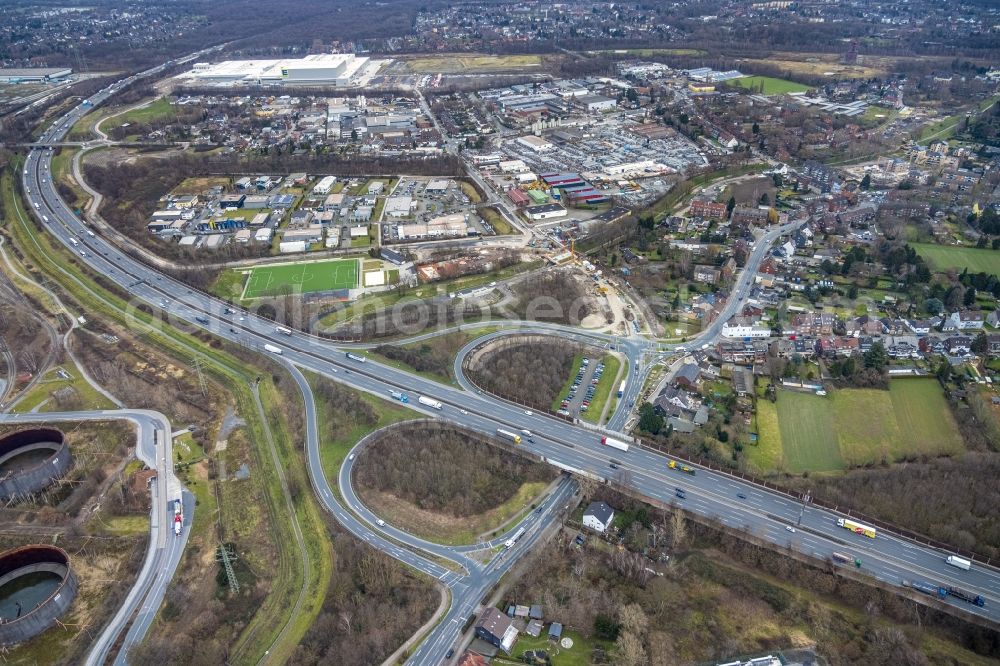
557;357;606;418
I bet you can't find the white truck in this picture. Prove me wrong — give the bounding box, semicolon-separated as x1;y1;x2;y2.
345;352;367;363
946;555;972;571
418;395;442;410
601;436;630;452
263;344;283;355
275;326;292;335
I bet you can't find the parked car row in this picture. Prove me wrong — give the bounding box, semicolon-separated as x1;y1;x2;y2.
557;358;606;416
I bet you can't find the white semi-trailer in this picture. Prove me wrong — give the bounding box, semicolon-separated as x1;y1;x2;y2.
263;344;283;355
418;395;442;410
601;436;629;452
946;555;972;571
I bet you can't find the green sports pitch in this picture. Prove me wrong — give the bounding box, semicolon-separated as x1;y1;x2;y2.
241;259;359;298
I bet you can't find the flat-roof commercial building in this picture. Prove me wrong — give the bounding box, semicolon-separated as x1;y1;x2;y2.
516;135;554;152
383;196;413;218
0;67;72;83
313;175;337;195
525;203;568;221
183;54;374;87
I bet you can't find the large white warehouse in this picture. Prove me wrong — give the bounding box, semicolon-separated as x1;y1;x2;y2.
181;54;375;87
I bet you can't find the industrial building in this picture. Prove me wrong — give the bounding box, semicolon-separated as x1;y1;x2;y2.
516;135;554;152
0;67;72;83
182;54;376;87
383;196;413;218
525;203;568;221
313;175;337;194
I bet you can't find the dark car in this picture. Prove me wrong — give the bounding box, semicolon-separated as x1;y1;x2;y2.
445;649;454;658
609;463;618;470
737;492;747;500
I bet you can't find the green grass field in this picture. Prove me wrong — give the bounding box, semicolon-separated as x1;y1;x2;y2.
774;391;844;472
911;242;1000;274
752;380;964;473
730;76;811;95
241;258;359;298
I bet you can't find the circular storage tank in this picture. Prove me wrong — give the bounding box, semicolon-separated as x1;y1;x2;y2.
0;545;78;645
0;428;73;502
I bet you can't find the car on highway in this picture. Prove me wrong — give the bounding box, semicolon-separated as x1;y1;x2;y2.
785;526;796;533
445;649;454;659
737;493;747;500
524;410;533;416
376;519;385;526
609;463;618;470
348;453;355;460
675;488;686;499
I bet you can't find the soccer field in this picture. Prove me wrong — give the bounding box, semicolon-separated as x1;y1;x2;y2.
241;259;359;298
730;76;810;95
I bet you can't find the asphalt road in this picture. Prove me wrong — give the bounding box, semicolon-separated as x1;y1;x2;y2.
23;136;1000;625
0;409;191;665
286;363;577;664
17;59;1000;661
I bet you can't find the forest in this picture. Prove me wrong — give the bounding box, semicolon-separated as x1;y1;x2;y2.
508;483;1000;666
466;339;581;411
353;422;553;517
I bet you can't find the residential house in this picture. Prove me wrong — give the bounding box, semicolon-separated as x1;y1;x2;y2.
548;623;563;641
793;313;836;336
816;336;860;358
907;318;933;335
653;386;700;417
846;315;886;337
689;199;728;220
693;264;721;284
731;206;771;226
919;336;946;355
948;310;984;331
583;501;615;533
715;340;767;364
673;363;702;390
475;608;519;654
987;310;1000;328
943;336;974;356
732;368;754;397
986;334;1000;357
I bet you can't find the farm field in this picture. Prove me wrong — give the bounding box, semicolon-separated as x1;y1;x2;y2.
729;75;811;95
911;242;1000;274
404;54;542;73
240;258;359;299
752;380;963;473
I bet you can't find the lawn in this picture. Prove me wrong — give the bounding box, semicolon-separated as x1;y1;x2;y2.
109;97;176;127
729;75;811;95
911;242;1000;274
582;354;621;425
774;390;844;473
753;381;965;473
11;362;116;413
887;379;964;459
480;206;513;235
552;354;585;411
749;392;784;471
241;258;359;298
513;627;606;666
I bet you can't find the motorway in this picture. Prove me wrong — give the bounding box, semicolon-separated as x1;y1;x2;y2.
15;57;1000;662
0;409;191;666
